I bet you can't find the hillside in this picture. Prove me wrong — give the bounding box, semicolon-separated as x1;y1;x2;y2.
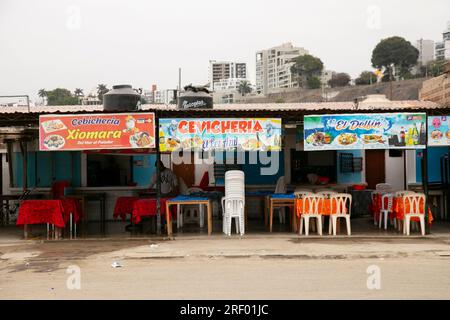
241;78;427;103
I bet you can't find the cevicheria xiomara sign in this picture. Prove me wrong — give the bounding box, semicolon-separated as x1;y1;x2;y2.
304;113;427;151
39;113;156;151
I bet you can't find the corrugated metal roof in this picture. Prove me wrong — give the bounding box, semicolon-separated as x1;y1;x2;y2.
0;100;442;114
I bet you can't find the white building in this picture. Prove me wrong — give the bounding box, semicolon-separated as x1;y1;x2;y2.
435;21;450;60
208;61;247;90
255;42;309;95
415;39;435;65
213;78;249;92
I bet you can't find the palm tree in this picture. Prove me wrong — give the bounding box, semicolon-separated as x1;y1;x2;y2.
38;89;47;105
238;80;252;96
74;88;84;97
97;84;108;102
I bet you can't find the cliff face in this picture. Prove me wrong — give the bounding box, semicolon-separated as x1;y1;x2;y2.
241;78;426;103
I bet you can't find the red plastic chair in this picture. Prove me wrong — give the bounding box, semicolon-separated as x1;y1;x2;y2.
51;181;70;200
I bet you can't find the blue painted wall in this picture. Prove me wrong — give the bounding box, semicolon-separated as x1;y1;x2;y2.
14;151;81;188
213;151;284;185
416;147;448;183
336;150;363;184
242;152;284;185
132;154;157;186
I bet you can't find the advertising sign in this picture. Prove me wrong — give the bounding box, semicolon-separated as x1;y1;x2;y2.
39;113;156;151
159;118;282;151
304;113;427;151
428;116;450;146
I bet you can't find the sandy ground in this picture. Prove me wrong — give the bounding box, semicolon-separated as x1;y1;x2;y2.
1;235;450;299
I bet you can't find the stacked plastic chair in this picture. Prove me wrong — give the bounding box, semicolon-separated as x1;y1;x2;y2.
221;170;245;236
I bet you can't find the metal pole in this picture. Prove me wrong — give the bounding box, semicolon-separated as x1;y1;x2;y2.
403;150;407;190
423;114;430;234
155;111;162;235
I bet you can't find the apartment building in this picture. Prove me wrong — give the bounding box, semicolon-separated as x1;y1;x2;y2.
415;39;435;65
435;21;450;60
255;42;309;95
208;61;247;90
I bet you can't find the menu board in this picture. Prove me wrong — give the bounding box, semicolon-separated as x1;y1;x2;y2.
159;118;282;152
428;116;450;146
304;113;427;151
39;113;156;151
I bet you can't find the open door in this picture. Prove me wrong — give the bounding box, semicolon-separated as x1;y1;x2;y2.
172;151;195;187
365;150;385;189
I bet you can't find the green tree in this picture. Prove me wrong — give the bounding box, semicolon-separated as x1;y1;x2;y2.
290;54;324;88
46;88;79;105
307;76;322;89
38;89;47;105
74;88;84;97
355;71;377;85
328;72;351;88
371;36;419;79
97;84;109;102
421;59;449;77
238;80;252;96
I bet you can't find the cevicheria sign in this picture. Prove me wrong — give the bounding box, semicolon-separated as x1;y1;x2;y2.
39;113;156;151
159;118;282;151
304;113;427;151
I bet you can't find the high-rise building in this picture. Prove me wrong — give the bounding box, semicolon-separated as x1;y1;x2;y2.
415;39;435;65
435;21;450;60
208;61;247;90
255;42;309;95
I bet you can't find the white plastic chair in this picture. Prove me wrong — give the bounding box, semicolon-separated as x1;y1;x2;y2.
315;190;337;196
403;193;426;236
221;170;245;236
223;197;245;236
379;193;393;230
177;185;205;229
299;194;323;236
274;176;287;224
329;193;352;236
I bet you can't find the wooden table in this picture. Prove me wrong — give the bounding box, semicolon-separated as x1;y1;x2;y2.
166;198;213;236
267;196;297;233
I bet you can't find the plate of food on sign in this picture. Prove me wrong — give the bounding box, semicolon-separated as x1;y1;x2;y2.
361;134;385;144
306;132;332;146
335;133;358;146
43;135;65;150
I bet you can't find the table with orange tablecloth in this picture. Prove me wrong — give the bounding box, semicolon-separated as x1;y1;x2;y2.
295;198;335;217
392;197;433;224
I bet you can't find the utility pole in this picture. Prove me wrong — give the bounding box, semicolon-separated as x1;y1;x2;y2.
389;64;394;100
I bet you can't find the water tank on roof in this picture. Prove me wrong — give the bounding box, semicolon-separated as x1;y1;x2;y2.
103;85;140;111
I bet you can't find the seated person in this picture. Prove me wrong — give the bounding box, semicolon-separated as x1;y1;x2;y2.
149;160;179;196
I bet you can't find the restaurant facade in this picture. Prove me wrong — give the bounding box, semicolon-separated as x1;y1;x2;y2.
0;94;449;237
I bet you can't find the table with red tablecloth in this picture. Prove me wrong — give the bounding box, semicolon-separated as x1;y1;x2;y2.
113;196;140;221
17;200;66;228
16;199;82;228
60;198;82;223
132;198;173;224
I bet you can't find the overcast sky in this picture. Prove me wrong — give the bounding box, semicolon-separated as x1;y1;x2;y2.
1;0;449;102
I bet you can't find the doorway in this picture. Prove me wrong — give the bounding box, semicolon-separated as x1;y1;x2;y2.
172;151;195;187
365;150;385;189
